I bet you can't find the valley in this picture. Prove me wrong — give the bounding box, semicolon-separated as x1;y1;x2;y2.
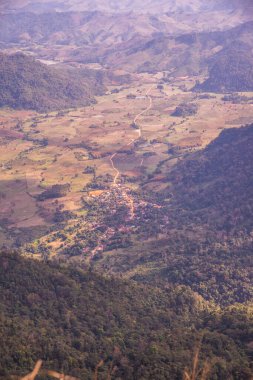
0;1;252;378
1;71;253;265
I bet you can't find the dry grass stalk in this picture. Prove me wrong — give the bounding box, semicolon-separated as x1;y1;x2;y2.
20;360;42;380
183;339;211;380
18;361;79;380
43;369;79;379
106;362;118;380
17;350;214;380
93;360;104;380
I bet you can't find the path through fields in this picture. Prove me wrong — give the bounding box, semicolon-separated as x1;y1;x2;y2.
110;84;155;185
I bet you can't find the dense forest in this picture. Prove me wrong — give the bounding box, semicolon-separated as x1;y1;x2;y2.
167;123;253;232
0;252;252;379
194;43;253;92
0;53;105;112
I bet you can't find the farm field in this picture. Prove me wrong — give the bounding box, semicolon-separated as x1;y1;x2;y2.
1;71;253;256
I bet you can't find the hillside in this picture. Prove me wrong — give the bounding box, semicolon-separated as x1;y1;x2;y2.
0;251;252;379
89;124;253;305
154;123;253;302
72;20;253;74
114;20;253;74
0;53;105;112
168;123;253;231
195;42;253;92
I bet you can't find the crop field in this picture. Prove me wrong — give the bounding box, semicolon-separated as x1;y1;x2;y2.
1;72;253;251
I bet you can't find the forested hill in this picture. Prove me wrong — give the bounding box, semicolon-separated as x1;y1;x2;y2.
0;53;105;112
168;123;253;233
0;252;252;379
194;42;253;92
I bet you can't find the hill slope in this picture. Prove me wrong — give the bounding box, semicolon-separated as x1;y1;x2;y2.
68;20;253;74
194;42;253;92
168;123;253;231
90;124;253;305
0;252;252;379
0;53;105;112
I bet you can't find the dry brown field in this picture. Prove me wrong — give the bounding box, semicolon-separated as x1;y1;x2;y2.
1;72;253;250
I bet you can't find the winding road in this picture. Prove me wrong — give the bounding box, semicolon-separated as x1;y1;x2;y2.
110;84;155;185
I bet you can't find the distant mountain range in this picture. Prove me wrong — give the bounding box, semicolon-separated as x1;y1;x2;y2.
1;10;252;82
1;5;252;84
0;0;224;13
1;0;252;14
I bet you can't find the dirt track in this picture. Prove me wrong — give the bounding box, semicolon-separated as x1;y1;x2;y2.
110;84;155;185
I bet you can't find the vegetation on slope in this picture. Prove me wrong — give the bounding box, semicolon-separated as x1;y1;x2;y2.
89;124;253;305
194;43;253;92
146;125;253;302
0;53;105;112
0;252;252;379
168;123;253;232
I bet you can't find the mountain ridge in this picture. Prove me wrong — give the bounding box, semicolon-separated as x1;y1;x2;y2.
1;0;252;15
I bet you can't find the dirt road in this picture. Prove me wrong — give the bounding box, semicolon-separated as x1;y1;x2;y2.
110;84;155;185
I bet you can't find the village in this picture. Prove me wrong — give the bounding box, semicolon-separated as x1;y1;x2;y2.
68;184;165;262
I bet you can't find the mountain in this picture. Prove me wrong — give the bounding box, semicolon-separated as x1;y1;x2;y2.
0;0;252;15
1;14;251;76
0;4;252;76
0;1;251;53
0;0;201;13
0;11;188;47
0;251;252;379
0;52;105;112
69;20;253;74
0;0;227;14
0;9;245;51
194;41;253;92
167;123;253;232
156;124;253;303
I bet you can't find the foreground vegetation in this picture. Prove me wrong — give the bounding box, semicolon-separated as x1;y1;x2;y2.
0;252;252;379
